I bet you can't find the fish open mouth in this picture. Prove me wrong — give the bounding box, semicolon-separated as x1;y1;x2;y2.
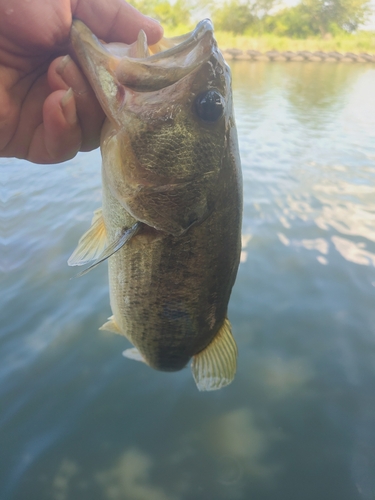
70;19;216;108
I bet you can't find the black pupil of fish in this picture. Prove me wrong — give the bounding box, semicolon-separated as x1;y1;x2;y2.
195;90;224;122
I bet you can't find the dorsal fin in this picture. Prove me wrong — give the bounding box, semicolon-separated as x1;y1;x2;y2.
191;318;237;391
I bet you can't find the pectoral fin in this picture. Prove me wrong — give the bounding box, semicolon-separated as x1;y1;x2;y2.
99;315;121;334
68;208;107;266
75;222;141;277
191;318;237;391
70;222;141;278
68;209;141;276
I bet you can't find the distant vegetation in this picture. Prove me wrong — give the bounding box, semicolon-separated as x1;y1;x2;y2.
130;0;375;52
210;0;372;37
130;0;192;29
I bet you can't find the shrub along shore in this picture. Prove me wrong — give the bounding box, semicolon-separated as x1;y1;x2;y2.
163;26;375;58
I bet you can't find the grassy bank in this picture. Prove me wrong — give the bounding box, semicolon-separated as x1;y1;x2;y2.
163;26;375;54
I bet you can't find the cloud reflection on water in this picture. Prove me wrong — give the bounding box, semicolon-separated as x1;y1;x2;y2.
96;448;177;500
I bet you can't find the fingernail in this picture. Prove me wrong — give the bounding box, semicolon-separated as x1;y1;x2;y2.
56;54;72;76
60;88;77;126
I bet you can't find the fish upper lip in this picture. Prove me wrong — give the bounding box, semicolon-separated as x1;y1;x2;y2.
144;19;214;62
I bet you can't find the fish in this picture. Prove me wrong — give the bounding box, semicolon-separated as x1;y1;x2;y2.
68;19;242;391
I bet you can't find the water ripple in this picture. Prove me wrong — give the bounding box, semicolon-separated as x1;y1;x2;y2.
1;62;375;500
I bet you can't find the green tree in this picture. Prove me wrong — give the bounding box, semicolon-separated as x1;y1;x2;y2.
212;0;279;34
212;1;256;33
265;5;316;37
301;0;372;35
266;0;372;37
130;0;191;27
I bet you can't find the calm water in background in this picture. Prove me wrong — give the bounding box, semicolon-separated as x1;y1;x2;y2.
1;61;375;500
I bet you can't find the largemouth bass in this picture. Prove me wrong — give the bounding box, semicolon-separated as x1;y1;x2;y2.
68;19;242;391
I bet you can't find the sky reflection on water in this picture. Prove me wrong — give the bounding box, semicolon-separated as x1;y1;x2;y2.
1;61;375;500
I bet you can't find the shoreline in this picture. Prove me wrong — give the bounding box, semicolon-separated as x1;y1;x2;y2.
223;49;375;62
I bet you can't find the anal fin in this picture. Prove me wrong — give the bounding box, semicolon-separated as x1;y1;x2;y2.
191;318;237;391
99;315;121;334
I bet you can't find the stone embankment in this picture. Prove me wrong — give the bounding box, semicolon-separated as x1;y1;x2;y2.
223;49;375;63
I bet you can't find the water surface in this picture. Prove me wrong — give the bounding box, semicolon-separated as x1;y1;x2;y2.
1;61;375;500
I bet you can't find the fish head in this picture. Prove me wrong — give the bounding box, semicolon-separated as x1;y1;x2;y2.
70;20;235;235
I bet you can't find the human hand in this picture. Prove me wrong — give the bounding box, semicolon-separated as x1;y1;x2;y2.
0;0;163;163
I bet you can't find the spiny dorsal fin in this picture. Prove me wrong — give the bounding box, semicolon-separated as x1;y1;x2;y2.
99;315;121;334
191;318;237;391
68;208;107;266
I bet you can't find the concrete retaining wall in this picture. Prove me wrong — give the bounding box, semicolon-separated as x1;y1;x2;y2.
223;49;375;63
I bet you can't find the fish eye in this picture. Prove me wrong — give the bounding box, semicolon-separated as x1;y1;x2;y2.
195;90;224;122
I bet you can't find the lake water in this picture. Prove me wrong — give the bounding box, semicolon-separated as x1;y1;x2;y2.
1;61;375;500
